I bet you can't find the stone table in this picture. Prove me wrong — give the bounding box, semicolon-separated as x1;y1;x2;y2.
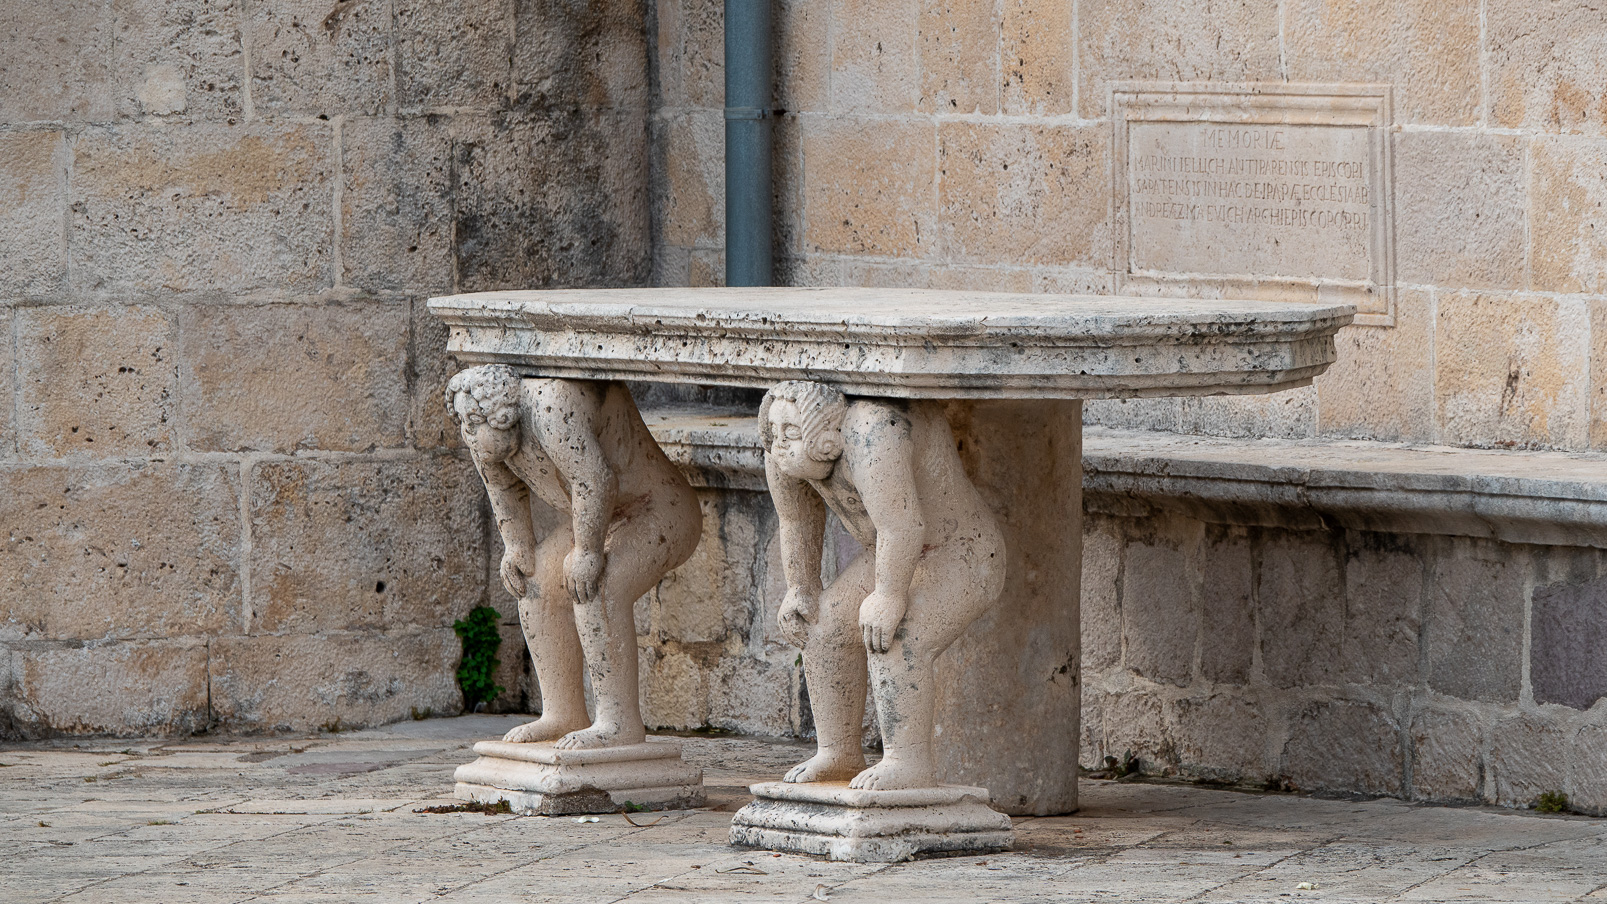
428;287;1353;823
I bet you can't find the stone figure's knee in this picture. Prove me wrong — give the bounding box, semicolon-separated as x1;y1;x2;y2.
811;609;861;646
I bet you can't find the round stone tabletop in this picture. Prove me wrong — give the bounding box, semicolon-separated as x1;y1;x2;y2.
428;287;1355;399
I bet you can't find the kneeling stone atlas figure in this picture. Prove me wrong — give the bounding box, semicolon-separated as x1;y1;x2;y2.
446;365;707;815
730;381;1015;861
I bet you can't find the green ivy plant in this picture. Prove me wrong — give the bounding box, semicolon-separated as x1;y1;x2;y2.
453;605;505;710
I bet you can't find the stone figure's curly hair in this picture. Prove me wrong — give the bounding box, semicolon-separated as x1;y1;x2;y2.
445;365;521;431
759;380;848;461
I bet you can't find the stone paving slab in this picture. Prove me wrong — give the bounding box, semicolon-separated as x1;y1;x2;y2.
5;714;1607;903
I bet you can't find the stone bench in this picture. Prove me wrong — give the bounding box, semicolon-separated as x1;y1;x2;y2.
648;411;1607;804
652;410;1607;548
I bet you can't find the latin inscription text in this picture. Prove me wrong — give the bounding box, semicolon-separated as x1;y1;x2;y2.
1126;122;1373;281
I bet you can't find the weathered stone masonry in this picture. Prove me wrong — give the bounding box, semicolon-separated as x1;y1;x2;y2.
0;0;652;735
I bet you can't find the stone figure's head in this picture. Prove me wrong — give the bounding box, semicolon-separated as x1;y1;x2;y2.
446;365;521;462
760;381;847;481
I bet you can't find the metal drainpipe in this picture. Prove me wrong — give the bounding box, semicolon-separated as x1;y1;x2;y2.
724;0;773;287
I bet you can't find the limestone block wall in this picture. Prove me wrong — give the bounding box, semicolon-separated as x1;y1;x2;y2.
1080;511;1607;812
649;0;1607;453
0;0;650;737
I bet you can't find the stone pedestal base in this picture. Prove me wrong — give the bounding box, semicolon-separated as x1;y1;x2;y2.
729;781;1013;863
453;739;704;816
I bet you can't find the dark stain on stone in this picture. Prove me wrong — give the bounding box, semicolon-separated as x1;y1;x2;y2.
1532;573;1607;710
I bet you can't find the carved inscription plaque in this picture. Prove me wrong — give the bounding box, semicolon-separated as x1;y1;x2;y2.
1114;85;1395;325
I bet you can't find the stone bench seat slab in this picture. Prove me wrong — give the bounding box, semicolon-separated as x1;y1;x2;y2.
645;411;1607;548
1082;427;1607;547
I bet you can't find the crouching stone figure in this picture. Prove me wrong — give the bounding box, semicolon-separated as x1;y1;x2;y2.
447;366;702;749
762;381;1006;790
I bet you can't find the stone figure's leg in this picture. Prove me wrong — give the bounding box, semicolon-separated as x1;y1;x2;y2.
503;527;592;743
851;548;998;791
785;552;875;783
556;502;698;750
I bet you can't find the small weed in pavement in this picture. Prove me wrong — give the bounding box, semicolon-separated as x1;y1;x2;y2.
1535;791;1570;814
415;800;513;816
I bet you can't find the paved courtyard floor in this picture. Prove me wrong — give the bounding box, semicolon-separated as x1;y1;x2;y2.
5;715;1607;903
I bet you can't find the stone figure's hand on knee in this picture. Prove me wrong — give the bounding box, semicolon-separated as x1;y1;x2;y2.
564;547;606;604
778;589;819;647
858;589;909;654
500;551;535;598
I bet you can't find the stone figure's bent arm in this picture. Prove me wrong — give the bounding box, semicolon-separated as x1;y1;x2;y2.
767;453;827;644
477;457;542;598
528;379;617;604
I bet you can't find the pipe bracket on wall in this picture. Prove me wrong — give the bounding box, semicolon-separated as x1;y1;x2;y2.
724;0;773;288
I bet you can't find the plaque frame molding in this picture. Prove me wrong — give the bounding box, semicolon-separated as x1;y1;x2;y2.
1111;82;1396;327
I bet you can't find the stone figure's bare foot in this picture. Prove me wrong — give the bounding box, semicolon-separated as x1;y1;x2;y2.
502;715;591;744
784;750;865;784
849;756;937;791
554;722;642;750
